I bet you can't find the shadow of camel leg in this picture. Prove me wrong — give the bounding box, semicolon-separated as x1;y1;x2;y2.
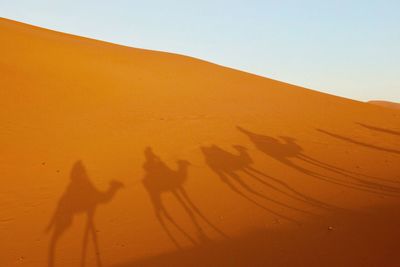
286;160;399;197
148;192;184;249
162;206;198;246
229;172;313;215
218;172;298;223
80;216;91;267
244;168;334;210
173;191;207;241
89;219;103;267
48;231;60;267
298;155;400;193
178;187;229;238
300;154;400;184
156;210;182;249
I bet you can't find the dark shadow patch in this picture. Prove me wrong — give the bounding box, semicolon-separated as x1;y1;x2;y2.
112;205;400;267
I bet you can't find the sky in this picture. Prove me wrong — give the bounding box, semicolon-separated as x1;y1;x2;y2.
1;0;399;102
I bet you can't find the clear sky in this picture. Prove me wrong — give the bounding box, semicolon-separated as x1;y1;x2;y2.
1;0;399;102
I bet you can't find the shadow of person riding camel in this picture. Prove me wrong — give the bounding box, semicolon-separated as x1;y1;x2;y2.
46;161;124;267
142;147;226;249
201;144;323;223
201;144;332;211
237;126;400;196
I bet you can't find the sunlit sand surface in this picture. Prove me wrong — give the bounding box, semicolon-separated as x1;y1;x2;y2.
1;18;399;267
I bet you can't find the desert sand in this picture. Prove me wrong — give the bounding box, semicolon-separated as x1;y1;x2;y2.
368;100;400;111
1;18;400;267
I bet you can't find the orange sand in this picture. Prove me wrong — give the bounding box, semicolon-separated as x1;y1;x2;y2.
1;18;400;267
368;100;400;110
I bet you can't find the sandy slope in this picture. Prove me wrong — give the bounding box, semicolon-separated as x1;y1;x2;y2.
1;18;400;267
368;100;400;110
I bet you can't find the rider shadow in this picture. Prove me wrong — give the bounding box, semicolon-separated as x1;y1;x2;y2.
237;126;400;196
142;147;226;249
201;144;322;223
46;161;124;267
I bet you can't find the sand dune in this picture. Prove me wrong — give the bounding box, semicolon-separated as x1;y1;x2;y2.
1;18;400;267
368;100;400;110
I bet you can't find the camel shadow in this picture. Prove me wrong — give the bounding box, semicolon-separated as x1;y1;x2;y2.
46;161;124;267
237;126;400;196
201;144;324;223
141;147;226;249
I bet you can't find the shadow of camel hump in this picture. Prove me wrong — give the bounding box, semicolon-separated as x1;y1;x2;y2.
237;126;400;196
46;161;124;267
141;147;226;249
237;126;303;160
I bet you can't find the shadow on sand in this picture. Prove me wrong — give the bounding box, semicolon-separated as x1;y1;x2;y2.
141;147;227;249
237;126;400;196
357;122;400;137
46;161;124;267
201;144;335;223
111;204;400;267
317;128;400;155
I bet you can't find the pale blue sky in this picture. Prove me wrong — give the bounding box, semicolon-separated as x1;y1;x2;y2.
1;0;399;102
